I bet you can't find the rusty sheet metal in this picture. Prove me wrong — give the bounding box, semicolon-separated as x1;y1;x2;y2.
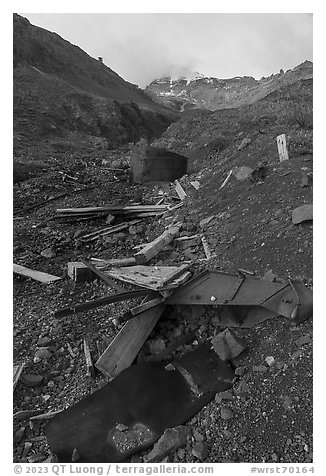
167;270;312;325
45;343;233;463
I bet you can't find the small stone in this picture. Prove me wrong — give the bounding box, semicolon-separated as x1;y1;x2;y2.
47;380;55;388
21;374;44;387
71;448;79;462
265;356;275;367
271;452;278;462
147;338;166;354
211;329;246;361
14;427;25;443
116;423;129;431
291;349;304;361
223;430;232;439
296;335;312;347
292;204;313;224
105;214;115;225
263;270;277;282
37;336;52;347
41;248;56;258
276;361;285;370
177;448;186;459
34;347;52;363
282;396;292;412
193;430;204;442
220;407;234;420
191;442;208;460
235;380;250;395
252;365;267;372
145;426;190;463
238;137;252;150
235;366;247;377
42;394;51;402
220;391;233;400
215;394;223;404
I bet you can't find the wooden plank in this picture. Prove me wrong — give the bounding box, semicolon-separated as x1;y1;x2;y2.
102;265;188;291
174;180;187;200
134;223;181;264
277;134;289;162
13;264;61;284
90;257;137;268
95;304;165;378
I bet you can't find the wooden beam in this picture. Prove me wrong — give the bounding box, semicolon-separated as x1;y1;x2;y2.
54;289;158;319
83;339;93;378
13;264;61;284
134;223;181;264
95;304;165;378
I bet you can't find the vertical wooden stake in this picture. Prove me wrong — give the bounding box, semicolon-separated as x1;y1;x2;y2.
277;134;289;162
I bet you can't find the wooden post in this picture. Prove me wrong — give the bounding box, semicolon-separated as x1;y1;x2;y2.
277;134;289;162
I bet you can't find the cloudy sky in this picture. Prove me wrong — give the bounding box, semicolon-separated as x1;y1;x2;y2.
20;12;312;87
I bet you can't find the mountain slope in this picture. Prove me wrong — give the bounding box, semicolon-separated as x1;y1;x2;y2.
13;14;178;152
145;61;313;111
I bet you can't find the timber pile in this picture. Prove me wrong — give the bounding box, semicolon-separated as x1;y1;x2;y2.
55;204;168;220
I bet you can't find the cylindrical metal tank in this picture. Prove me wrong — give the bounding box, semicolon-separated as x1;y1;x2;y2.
131;142;188;183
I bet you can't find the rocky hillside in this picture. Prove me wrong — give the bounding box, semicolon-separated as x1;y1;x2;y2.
13;14;178;154
145;61;313;111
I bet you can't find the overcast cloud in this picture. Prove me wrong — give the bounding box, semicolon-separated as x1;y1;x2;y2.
21;13;312;87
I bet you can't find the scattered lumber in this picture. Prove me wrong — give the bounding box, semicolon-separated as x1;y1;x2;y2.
13;363;25;390
101;264;191;291
134;223;181;264
81;260;125;293
54;289;157;319
81;220;142;242
83;339;93;378
56;204;167;219
174;180;187;200
13;264;61;284
190;180;200;190
277;134;289;162
95;303;165;378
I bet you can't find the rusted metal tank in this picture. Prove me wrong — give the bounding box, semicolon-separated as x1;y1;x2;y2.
130;141;188;183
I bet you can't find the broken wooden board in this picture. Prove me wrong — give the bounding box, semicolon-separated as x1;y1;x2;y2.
277;134;289;162
46;343;234;463
101;264;191;291
174;180;187;200
220;170;233;189
134;223;181;264
95;304;165;378
13;264;61;284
